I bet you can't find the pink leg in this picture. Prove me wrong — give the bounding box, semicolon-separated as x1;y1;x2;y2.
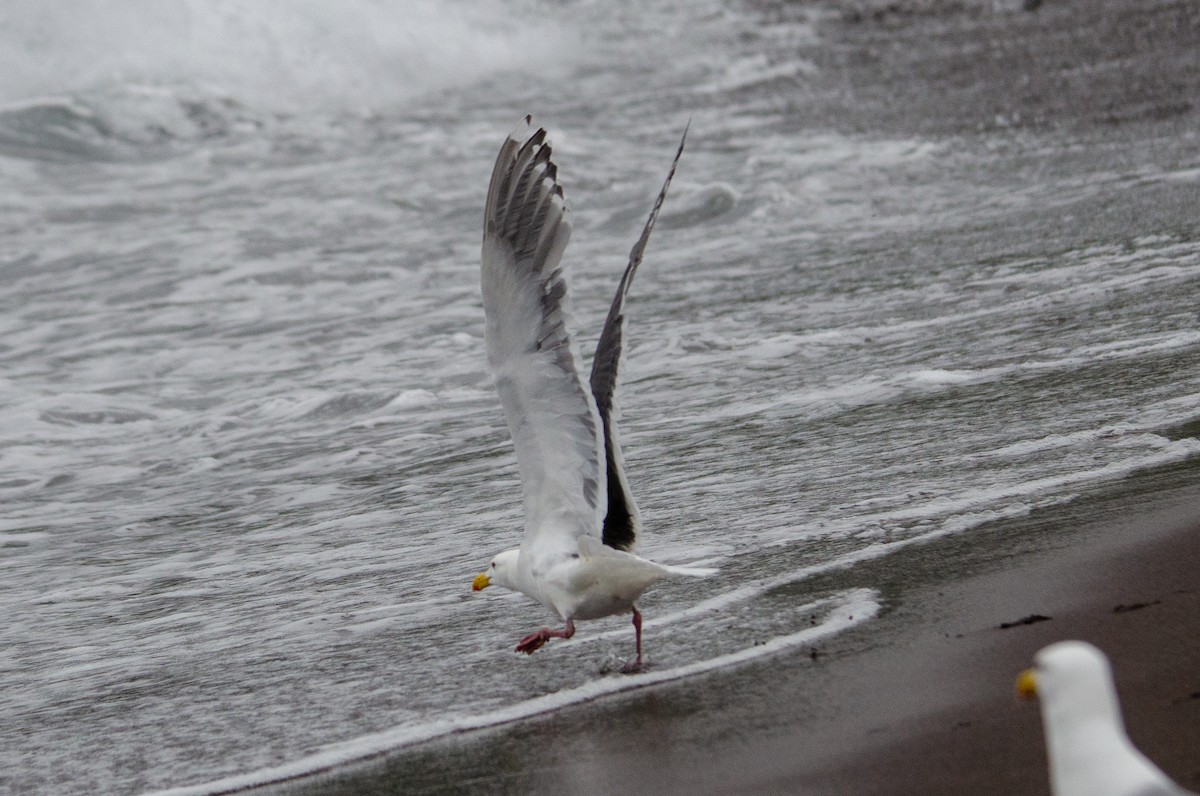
622;607;644;673
515;618;575;655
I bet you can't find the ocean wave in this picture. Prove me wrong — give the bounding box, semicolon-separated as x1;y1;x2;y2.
0;0;574;159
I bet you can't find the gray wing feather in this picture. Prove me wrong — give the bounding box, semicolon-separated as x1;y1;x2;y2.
482;117;607;557
590;123;688;552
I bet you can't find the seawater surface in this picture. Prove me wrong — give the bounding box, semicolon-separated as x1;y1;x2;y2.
2;1;1200;793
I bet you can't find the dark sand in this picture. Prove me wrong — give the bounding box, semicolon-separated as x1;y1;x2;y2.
735;484;1200;796
282;2;1200;794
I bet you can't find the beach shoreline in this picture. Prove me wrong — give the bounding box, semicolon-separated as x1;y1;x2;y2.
284;470;1200;796
239;3;1200;793
493;482;1200;796
728;482;1200;796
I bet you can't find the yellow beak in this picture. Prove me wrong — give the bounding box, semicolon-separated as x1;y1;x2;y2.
472;572;491;591
1015;668;1038;700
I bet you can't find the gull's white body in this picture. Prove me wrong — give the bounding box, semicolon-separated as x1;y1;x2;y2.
1023;641;1194;796
487;536;708;623
473;117;710;666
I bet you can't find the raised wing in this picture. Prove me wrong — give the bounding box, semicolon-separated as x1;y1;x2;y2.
590;123;688;552
482;117;606;556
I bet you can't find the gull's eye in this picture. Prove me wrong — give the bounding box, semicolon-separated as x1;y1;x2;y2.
491;562;496;569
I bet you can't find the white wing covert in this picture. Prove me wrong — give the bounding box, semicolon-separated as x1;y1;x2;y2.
481;117;606;556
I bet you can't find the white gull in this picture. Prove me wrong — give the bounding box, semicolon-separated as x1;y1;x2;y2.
1018;640;1196;796
471;116;713;672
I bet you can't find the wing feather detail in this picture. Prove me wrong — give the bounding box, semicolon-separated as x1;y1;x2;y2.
482;117;606;557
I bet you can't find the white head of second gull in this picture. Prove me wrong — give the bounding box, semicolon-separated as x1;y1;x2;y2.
1017;640;1196;796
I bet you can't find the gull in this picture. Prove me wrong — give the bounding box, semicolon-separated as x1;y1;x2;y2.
470;116;713;672
1017;640;1196;796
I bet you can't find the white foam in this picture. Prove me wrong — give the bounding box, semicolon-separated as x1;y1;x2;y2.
0;531;48;546
767;437;1200;553
982;426;1138;459
907;368;986;385
387;389;437;409
0;0;577;114
699;54;815;94
145;588;879;796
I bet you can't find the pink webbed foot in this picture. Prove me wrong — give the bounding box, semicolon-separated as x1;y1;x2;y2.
515;631;549;655
514;619;575;655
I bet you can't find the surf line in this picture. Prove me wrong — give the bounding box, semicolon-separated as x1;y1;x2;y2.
145;587;879;796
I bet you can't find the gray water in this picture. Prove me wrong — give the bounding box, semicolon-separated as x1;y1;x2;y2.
2;1;1199;794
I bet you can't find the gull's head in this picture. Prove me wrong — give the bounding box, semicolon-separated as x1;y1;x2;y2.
473;549;520;592
1015;640;1154;796
1016;640;1115;706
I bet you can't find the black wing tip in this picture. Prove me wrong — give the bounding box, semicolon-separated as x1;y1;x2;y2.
517;126;548;157
502;116;547;161
510;114;547;143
